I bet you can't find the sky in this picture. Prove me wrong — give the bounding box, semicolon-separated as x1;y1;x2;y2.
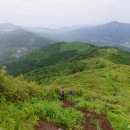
0;0;130;28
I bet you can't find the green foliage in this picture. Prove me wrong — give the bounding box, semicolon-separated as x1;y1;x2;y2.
0;71;45;102
47;61;130;130
5;42;130;77
90;119;101;130
0;99;82;130
1;42;130;130
60;42;91;53
25;61;87;84
5;42;93;76
69;62;86;74
0;69;83;130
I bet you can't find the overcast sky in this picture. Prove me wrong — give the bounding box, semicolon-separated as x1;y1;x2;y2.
0;0;130;28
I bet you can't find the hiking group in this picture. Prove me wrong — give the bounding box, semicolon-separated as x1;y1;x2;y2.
59;87;74;100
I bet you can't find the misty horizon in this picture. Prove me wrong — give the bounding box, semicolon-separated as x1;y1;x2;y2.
0;21;130;29
0;0;130;28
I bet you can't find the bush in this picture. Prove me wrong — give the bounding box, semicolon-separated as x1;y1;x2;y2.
70;62;86;74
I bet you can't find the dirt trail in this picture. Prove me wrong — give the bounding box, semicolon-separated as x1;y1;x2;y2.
35;100;113;130
62;100;113;130
35;120;59;130
62;100;75;108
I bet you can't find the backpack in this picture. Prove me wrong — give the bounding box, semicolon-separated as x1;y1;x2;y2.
59;89;62;95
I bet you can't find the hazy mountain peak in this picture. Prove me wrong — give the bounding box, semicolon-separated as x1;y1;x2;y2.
103;21;130;27
0;23;23;30
108;21;120;24
0;23;17;26
102;21;122;27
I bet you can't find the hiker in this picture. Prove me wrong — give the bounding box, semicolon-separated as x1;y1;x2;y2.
59;87;64;100
69;89;74;95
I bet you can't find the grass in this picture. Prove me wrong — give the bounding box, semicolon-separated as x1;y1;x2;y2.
0;99;83;130
1;42;130;130
23;45;130;130
61;42;91;53
45;59;130;130
90;119;101;130
0;69;83;130
5;42;93;76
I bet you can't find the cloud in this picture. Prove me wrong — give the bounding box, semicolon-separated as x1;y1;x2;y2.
0;0;129;27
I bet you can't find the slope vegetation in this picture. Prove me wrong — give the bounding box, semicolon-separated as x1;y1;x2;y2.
22;43;130;130
1;42;130;130
0;69;82;130
5;42;92;75
24;46;130;84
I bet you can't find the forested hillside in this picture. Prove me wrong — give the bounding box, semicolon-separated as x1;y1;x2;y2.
5;42;92;75
5;42;130;76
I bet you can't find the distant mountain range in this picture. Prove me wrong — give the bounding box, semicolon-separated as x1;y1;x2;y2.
0;21;130;47
36;21;130;49
0;23;23;30
67;21;130;46
0;29;51;62
0;21;130;62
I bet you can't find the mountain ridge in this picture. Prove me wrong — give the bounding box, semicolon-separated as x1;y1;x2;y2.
4;42;130;76
0;21;130;50
0;29;51;62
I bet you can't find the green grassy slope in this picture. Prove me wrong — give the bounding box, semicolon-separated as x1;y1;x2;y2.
5;42;130;77
41;58;130;130
23;43;130;130
5;42;94;76
1;42;130;130
60;42;91;52
24;46;130;85
0;69;82;130
72;47;130;65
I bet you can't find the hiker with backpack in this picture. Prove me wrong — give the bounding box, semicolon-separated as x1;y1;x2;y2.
59;87;64;100
69;89;74;95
